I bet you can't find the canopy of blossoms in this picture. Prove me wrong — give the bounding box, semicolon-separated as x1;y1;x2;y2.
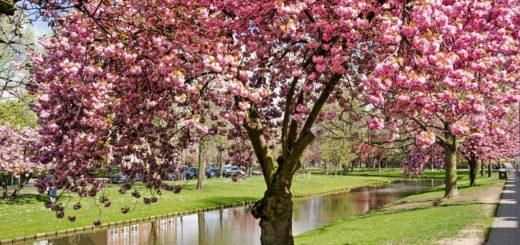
0;124;39;176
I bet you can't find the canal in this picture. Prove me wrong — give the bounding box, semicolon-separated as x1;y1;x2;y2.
32;179;443;245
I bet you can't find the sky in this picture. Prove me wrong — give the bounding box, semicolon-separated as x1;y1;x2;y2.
31;19;51;39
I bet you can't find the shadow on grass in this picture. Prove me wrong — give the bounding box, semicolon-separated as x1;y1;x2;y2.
1;194;48;205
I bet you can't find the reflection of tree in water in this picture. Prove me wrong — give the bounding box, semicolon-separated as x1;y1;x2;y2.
198;213;205;244
219;208;223;228
42;182;445;245
149;221;157;244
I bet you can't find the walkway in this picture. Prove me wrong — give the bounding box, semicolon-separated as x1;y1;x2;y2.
487;173;520;245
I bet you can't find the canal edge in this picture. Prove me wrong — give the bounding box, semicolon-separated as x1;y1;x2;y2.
0;200;257;245
0;176;399;244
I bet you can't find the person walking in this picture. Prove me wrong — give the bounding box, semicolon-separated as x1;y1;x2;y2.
48;186;58;202
46;173;58;202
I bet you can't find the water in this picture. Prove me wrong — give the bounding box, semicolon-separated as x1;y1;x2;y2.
32;179;443;245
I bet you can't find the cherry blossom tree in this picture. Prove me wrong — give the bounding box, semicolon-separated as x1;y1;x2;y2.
0;123;39;199
403;144;444;177
365;0;519;198
30;0;407;243
460;109;520;185
302;141;323;168
1;12;36;104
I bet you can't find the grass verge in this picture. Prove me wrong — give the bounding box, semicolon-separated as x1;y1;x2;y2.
296;171;504;245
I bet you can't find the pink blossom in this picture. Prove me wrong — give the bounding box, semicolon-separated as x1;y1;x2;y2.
450;123;469;136
238;102;251;111
415;131;436;149
366;116;384;130
292;114;303;122
325;111;336;120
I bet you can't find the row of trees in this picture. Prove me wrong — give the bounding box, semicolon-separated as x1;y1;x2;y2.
0;123;39;199
0;7;41;199
0;0;518;244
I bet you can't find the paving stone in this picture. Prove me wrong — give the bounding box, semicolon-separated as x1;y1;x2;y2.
487;175;520;245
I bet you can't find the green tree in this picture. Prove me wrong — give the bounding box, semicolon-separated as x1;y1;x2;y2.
0;95;37;127
0;13;37;127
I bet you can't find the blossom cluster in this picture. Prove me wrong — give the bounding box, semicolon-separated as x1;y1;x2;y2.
0;124;40;175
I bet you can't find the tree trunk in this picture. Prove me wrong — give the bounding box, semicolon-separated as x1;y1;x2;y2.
1;178;7;200
488;161;492;177
443;131;458;198
480;160;484;177
241;77;335;244
326;162;330;175
252;179;293;245
197;142;206;190
469;158;477;187
10;174;32;199
217;149;223;178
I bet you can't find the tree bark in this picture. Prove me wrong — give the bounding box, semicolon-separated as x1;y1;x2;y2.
468;158;477;187
443;130;458;198
197;141;206;190
243;74;338;245
488;161;492;177
1;177;7;200
480;160;484;177
252;176;294;245
1;173;31;200
217;148;223;178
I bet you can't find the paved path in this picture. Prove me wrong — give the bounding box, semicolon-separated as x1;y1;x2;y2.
487;174;520;245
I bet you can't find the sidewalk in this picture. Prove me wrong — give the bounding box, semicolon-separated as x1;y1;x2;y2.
487;174;520;245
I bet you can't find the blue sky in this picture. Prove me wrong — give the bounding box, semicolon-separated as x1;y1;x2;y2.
31;19;51;39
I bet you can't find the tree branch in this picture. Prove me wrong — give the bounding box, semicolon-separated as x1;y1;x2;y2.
243;108;275;185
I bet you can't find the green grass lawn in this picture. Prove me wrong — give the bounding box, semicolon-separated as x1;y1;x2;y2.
342;167;447;179
0;174;392;239
296;171;503;245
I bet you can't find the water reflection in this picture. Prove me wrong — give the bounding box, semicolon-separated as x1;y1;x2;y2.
33;179;443;245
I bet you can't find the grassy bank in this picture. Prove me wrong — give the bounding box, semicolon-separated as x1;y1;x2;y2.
0;175;392;239
342;167;447;179
296;171;503;245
